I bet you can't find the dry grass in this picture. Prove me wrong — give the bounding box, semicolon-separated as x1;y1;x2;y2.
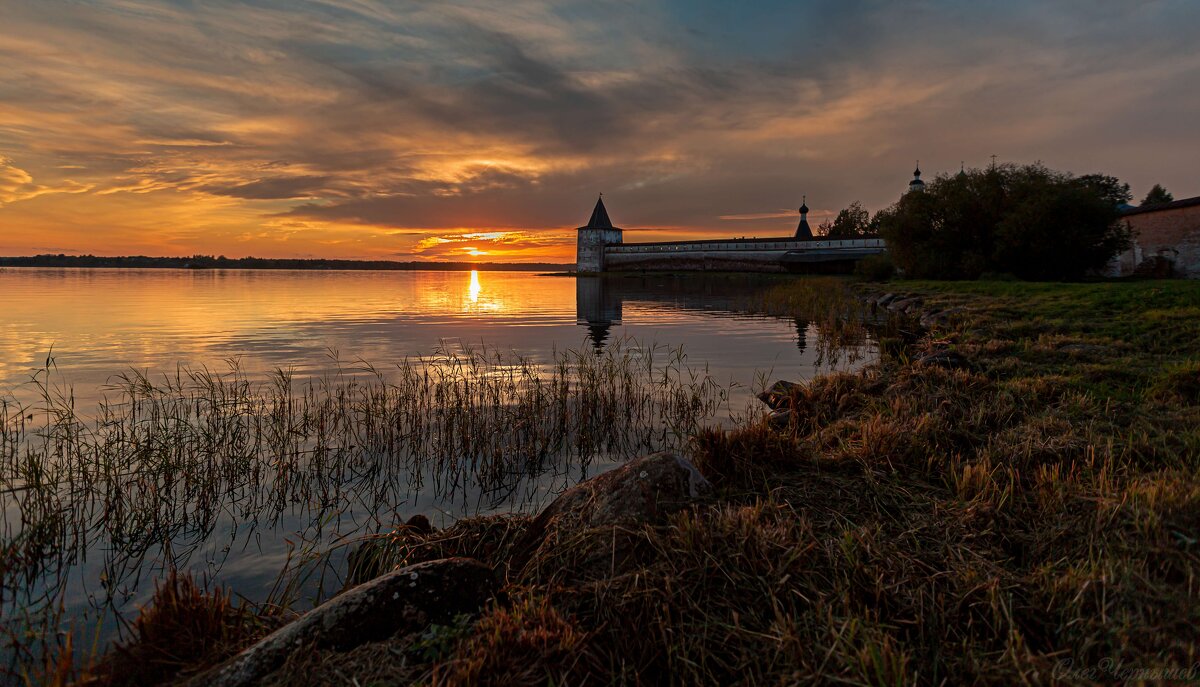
434;597;602;686
71;572;285;687
42;279;1200;684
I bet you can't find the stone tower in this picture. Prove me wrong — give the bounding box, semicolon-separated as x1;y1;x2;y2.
575;195;623;272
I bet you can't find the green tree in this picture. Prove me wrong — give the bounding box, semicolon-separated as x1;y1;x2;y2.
825;201;875;239
1140;184;1174;206
877;164;1130;280
1076;173;1132;206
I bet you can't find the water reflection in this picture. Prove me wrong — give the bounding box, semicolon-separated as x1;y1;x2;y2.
468;269;482;304
573;274;863;369
575;277;623;349
794;317;811;354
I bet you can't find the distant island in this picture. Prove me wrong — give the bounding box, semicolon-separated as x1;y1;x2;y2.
0;254;569;271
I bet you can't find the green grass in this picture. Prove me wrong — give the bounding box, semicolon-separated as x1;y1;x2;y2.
892;280;1200;402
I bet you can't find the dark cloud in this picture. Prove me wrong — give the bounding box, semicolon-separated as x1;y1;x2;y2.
202;176;334;200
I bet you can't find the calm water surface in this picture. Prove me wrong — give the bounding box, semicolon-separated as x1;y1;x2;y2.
0;268;873;647
1;268;861;405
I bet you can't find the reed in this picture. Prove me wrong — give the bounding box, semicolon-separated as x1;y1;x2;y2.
0;338;730;680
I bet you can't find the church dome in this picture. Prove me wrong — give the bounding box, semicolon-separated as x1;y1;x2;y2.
908;162;925;192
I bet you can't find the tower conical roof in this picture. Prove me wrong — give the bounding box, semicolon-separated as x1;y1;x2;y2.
586;195;613;229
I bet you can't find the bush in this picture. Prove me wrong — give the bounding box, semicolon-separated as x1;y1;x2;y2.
877;163;1131;280
854;253;895;281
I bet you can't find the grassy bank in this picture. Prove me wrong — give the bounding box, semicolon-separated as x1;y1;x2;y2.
47;280;1200;684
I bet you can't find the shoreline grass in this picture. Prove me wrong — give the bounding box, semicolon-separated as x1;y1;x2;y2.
269;278;1197;686
14;277;1200;685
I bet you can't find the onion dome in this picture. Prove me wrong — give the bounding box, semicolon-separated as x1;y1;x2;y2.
908;161;926;193
795;195;813;240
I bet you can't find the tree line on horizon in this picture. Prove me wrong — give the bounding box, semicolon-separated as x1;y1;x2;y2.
820;166;1176;280
0;254;569;271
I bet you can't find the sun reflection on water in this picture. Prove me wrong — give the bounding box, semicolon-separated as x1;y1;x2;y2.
468;269;481;303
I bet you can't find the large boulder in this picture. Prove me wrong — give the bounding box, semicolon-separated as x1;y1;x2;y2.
513;453;714;580
187;558;496;687
536;452;712;531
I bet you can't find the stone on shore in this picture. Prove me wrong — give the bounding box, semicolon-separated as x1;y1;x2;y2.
514;452;714;579
919;307;967;328
914;349;975;372
187;558;496;687
1058;343;1111;357
533;452;712;532
404;513;434;535
757;379;801;410
767;408;794;430
888;296;923;313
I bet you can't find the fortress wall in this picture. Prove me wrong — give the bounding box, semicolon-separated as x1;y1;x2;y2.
600;238;885;273
1114;203;1200;278
604;249;791;272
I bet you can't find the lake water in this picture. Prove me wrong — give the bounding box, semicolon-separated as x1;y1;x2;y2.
0;268;873;648
1;268;867;409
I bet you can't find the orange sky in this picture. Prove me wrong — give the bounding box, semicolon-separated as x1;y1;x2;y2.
1;1;1197;262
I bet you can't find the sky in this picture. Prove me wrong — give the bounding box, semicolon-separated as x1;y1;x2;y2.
0;0;1197;262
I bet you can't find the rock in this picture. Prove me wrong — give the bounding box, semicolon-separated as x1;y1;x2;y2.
757;379;801;410
875;292;898;306
513;453;712;569
346;514;436;585
534;453;712;532
405;513;434;535
914;349;975;372
919;307;967;328
887;297;922;313
187;558;496;687
1058;343;1110;357
511;453;714;578
766;408;794;430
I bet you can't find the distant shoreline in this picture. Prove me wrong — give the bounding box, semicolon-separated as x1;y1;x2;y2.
0;255;569;272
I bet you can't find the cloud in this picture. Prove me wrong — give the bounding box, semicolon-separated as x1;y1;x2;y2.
0;158;92;206
0;0;1197;259
409;229;573;260
719;210;800;221
201;176;335;200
